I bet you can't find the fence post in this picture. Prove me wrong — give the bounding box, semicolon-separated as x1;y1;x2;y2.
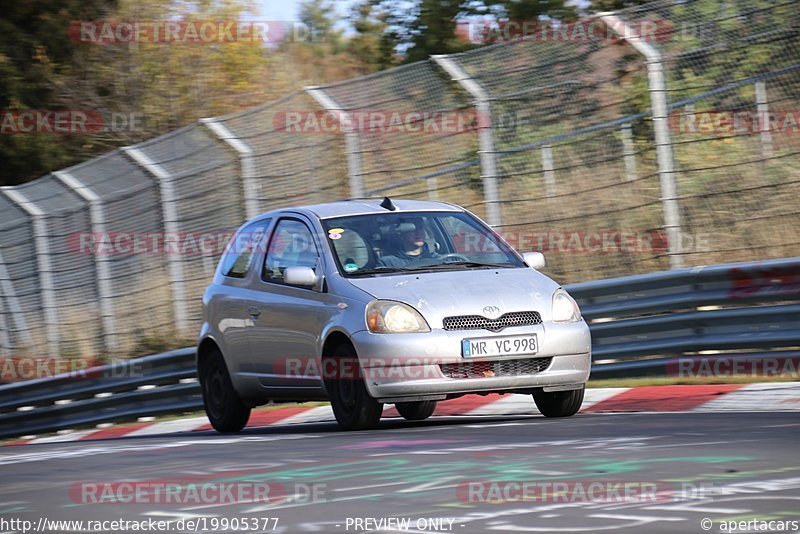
427;176;439;200
1;188;60;356
599;14;683;268
541;144;556;197
0;249;31;350
304;87;364;199
0;286;8;356
200;118;260;220
122;147;190;334
431;55;502;227
621;123;638;181
754;81;773;159
53;171;118;352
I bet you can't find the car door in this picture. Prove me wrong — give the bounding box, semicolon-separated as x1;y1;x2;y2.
214;218;271;378
245;216;327;393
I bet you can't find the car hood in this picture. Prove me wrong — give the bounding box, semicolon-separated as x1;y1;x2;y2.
347;267;559;326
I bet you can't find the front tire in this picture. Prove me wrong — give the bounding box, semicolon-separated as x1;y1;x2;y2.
199;348;251;432
324;343;383;431
533;386;585;418
396;401;437;421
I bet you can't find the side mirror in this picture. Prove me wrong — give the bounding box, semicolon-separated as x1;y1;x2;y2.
283;266;319;286
522;251;545;270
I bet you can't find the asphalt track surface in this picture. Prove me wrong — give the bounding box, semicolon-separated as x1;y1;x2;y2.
1;411;799;534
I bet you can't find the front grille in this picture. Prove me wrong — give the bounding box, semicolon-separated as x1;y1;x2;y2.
440;357;552;379
442;311;542;332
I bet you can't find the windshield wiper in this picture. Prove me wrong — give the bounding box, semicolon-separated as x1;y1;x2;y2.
347;266;413;276
404;261;514;271
348;262;514;276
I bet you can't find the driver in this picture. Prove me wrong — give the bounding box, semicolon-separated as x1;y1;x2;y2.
377;220;440;267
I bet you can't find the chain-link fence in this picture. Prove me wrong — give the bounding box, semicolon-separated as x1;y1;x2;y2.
1;0;798;358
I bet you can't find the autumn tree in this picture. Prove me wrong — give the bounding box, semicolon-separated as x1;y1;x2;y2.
0;0;117;184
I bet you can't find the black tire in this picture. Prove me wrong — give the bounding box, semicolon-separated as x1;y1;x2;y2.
396;401;437;421
532;386;585;418
199;348;251;432
324;343;383;431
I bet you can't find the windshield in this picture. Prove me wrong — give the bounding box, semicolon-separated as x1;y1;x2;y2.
322;211;525;277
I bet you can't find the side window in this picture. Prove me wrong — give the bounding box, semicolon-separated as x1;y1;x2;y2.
263;219;319;284
219;220;270;278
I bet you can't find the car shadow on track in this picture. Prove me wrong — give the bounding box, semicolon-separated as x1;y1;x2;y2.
74;412;573;445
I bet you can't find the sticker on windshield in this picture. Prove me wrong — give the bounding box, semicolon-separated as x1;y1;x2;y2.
344;263;359;272
328;228;344;240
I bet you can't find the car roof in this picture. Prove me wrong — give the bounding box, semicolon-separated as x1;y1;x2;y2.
259;199;465;220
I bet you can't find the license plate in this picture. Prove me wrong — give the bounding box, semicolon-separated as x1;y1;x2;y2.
461;334;538;357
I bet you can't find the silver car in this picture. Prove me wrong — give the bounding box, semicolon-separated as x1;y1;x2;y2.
197;199;591;431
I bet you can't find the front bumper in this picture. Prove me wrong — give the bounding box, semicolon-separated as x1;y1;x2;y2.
351;321;591;401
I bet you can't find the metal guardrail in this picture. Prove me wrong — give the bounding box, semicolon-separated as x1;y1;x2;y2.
0;348;201;439
569;256;800;376
0;257;797;439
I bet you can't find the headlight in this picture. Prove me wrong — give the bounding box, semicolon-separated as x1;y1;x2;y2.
366;300;430;333
552;289;581;322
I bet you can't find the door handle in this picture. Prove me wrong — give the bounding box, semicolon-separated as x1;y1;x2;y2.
248;306;262;317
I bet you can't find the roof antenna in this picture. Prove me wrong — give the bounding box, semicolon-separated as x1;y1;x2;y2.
380;196;397;211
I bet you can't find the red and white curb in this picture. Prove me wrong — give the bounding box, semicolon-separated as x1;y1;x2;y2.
6;382;800;446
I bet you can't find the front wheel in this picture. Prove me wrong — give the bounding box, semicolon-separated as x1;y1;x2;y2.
532;386;585;418
324;343;383;431
395;400;437;421
200;348;251;432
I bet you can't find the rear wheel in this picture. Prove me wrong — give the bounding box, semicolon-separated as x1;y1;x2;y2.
200;348;251;432
396;400;437;421
324;343;383;431
533;386;585;418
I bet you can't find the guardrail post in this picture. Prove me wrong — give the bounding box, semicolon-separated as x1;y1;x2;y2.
304;87;364;199
431;55;502;227
1;188;60;356
53;171;119;352
599;14;684;269
122;147;190;334
755;81;773;159
200;118;260;220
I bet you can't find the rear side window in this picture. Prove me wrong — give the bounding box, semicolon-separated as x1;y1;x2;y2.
219;219;270;278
